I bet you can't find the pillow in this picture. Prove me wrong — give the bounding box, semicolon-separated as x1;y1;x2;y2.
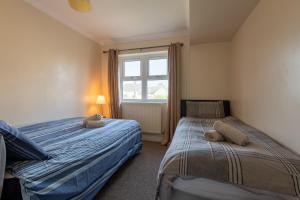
213;121;249;146
186;101;225;118
0;120;50;160
85;120;105;128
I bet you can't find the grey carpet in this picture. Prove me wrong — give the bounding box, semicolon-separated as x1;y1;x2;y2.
94;141;167;200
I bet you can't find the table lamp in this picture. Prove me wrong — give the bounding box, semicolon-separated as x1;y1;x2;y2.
96;95;106;117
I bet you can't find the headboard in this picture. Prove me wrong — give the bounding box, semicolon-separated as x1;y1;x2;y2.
181;100;230;117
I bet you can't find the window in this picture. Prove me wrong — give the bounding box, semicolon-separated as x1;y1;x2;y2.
120;51;168;102
124;60;140;77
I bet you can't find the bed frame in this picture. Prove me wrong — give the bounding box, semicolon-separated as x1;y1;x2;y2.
180;100;231;117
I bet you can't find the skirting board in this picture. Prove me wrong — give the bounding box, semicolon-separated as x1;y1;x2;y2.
142;132;163;142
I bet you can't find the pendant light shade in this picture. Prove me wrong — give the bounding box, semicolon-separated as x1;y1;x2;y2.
68;0;92;12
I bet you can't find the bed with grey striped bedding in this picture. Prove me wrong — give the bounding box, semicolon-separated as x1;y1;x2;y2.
6;117;142;200
156;117;300;200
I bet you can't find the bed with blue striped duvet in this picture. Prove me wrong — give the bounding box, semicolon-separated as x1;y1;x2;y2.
6;117;142;200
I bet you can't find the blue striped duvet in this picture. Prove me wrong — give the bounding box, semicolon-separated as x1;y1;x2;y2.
7;117;142;200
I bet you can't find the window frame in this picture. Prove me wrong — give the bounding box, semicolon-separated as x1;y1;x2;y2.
119;51;168;103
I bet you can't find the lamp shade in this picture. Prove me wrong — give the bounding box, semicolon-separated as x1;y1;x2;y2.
96;96;106;105
68;0;92;12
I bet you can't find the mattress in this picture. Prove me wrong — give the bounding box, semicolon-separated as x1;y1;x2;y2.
156;117;300;200
5;117;142;200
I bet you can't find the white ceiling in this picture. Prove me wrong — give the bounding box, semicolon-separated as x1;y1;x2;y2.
25;0;259;45
25;0;189;45
190;0;259;44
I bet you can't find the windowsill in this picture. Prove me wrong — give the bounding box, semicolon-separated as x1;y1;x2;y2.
121;101;167;105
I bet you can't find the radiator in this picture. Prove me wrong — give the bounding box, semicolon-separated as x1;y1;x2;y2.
122;103;164;134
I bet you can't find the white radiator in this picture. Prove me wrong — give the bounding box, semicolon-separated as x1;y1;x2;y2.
122;103;164;134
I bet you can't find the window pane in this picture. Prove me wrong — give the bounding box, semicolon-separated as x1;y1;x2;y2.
123;81;142;99
147;80;168;100
124;61;140;77
149;59;167;76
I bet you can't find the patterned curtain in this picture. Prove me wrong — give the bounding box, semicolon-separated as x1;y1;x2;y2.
162;43;182;145
108;49;122;118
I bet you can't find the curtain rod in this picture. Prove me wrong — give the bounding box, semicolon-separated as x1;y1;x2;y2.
102;43;184;54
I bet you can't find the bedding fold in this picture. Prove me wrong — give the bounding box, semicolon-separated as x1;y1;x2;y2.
0;120;50;160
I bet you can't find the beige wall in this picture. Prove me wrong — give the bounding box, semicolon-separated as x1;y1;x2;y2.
190;42;231;99
231;0;300;154
0;0;101;125
100;38;232;115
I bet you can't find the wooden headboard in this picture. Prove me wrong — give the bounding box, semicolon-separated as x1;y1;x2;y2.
180;100;231;117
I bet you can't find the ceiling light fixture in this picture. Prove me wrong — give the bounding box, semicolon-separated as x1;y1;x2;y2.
68;0;92;13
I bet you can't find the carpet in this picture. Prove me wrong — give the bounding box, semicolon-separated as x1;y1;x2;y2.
94;141;167;200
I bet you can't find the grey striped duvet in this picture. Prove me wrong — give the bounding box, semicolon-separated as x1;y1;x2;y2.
156;117;300;199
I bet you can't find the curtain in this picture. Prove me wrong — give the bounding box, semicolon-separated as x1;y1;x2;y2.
162;43;182;145
108;49;122;118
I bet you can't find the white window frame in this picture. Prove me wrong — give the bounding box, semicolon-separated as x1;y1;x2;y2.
119;51;168;103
